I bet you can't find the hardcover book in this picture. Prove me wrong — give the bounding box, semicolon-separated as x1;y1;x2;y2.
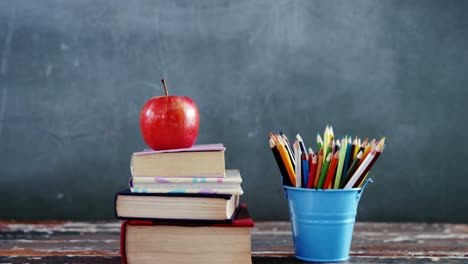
130;169;243;195
120;204;254;264
115;189;239;222
130;144;226;177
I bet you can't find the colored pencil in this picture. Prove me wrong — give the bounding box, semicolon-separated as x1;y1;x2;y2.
326;140;333;159
335;139;341;152
353;138;360;159
343;151;375;189
323;126;329;162
307;153;318;188
342;137;353;179
313;148;324;188
280;133;296;167
296;133;307;155
353;138;385;187
308;147;315;157
302;153;309;188
334;138;348;189
350;137;357;161
359;138;368;153
343;138;385;189
323;151;340;189
294;141;302;188
269;138;292;186
276;137;296;187
351;148;382;188
360;138;375;165
317;153;332;189
356;139;376;186
357;145;385;187
341;150;363;188
268;130;385;190
307;148;314;170
317;133;323;150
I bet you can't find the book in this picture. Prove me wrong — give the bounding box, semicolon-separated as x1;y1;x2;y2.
115;189;239;222
130;169;243;195
120;204;254;264
130;143;226;177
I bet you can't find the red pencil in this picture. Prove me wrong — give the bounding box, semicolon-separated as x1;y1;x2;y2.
307;148;314;173
307;154;318;188
323;151;340;189
352;139;385;188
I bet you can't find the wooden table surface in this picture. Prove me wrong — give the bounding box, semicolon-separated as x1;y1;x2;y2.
0;221;467;263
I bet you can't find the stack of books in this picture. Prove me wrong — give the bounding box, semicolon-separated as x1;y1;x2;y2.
114;144;253;264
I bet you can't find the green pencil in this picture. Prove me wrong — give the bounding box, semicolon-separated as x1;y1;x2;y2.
325;141;333;164
316;133;323;150
317;153;332;189
334;137;348;189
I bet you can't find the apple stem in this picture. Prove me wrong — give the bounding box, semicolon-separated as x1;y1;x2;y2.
161;79;169;96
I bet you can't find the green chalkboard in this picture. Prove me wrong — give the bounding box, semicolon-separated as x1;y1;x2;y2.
0;0;467;222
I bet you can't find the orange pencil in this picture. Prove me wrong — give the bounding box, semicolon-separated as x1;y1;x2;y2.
323;151;340;189
276;137;296;186
360;138;369;152
269;138;292;186
313;148;324;188
359;138;375;166
281;133;296;167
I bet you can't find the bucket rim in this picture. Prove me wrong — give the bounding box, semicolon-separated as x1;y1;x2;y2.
283;185;361;192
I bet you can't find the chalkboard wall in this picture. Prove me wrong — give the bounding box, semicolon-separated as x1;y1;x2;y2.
1;0;468;222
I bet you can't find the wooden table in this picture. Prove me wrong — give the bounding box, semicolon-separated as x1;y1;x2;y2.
0;221;467;263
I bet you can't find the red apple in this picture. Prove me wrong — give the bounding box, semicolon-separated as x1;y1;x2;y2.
139;79;199;150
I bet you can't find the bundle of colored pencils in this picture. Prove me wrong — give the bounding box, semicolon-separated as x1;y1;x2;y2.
268;125;385;189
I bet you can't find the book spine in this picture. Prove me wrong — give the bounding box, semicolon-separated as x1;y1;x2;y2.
131;182;241;189
120;221;128;264
131;174;226;178
130;187;244;195
132;177;242;184
130;154;135;177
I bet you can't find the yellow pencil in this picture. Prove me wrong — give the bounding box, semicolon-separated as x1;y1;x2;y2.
351;137;357;160
353;137;360;159
360;138;375;166
377;137;386;149
280;134;295;167
276;137;296;186
323;125;329;164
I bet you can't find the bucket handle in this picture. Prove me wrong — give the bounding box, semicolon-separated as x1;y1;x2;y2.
356;178;373;201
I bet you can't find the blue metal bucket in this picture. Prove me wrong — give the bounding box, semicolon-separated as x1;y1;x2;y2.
283;179;372;262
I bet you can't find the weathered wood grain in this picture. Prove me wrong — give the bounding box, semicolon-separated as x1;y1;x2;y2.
1;221;467;263
0;256;467;264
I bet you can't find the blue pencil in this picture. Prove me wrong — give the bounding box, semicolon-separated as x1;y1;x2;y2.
301;154;309;188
